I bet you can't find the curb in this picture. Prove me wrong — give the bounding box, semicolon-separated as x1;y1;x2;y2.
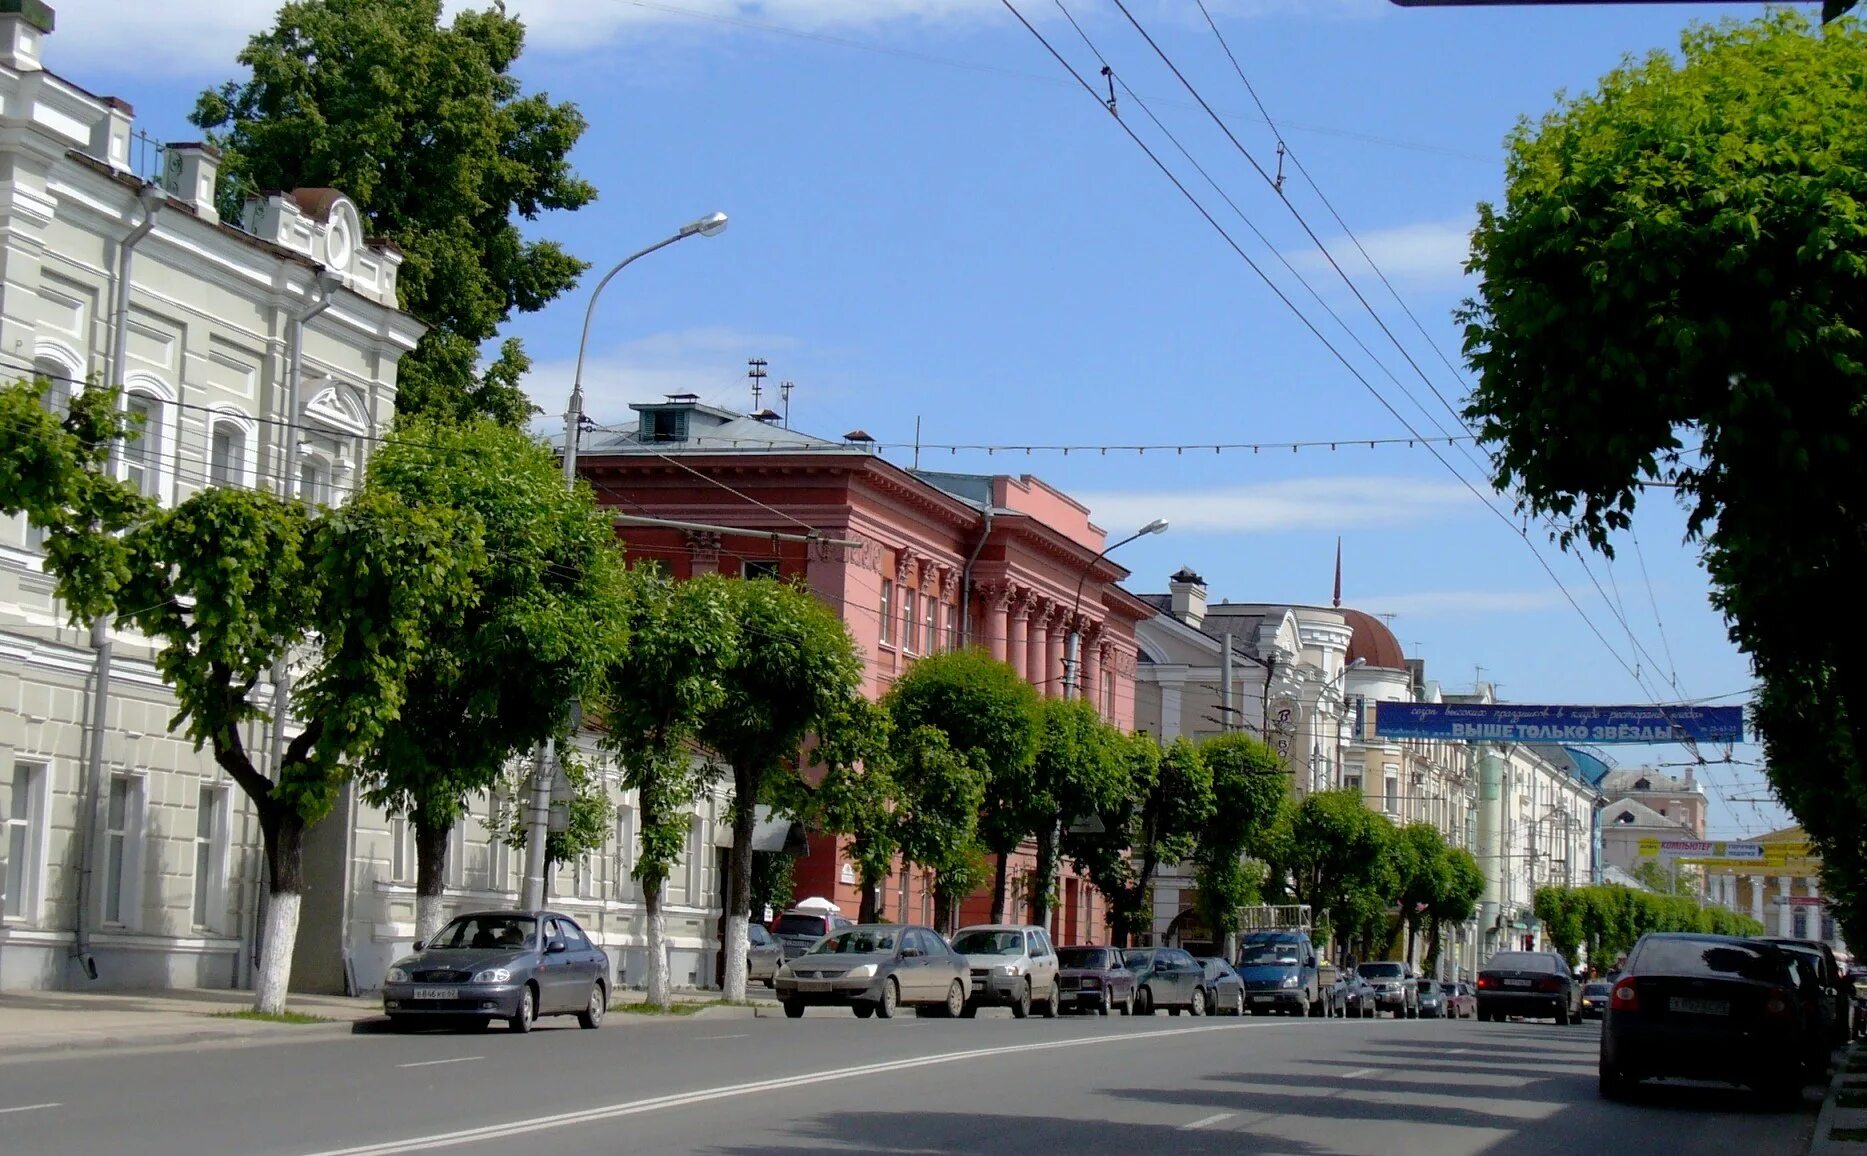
1812;1044;1859;1156
690;1004;770;1021
0;1018;370;1060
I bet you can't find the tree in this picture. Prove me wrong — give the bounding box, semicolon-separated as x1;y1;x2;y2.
1425;847;1485;974
1281;790;1398;960
1194;733;1288;954
0;378;481;1012
356;416;627;942
1392;824;1453;964
883;649;1043;923
193;0;595;425
1025;699;1127;927
1535;883;1765;965
796;698;898;925
702;578;865;1003
491;746;611;886
889;727;986;935
1458;12;1867;948
599;568;738;1008
1068;735;1212;947
1630;857;1701;897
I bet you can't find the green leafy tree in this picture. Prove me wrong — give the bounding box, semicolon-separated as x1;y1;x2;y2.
599;569;738;1008
1457;11;1867;948
890;727;987;935
1025;699;1127;927
192;0;595;425
1630;857;1702;897
492;747;611;879
883;649;1043;923
1194;733;1288;953
1535;884;1765;965
1069;736;1212;947
701;578;865;1003
356;417;626;942
794;698;898;925
1392;824;1453;964
1283;789;1398;960
1425;847;1485;974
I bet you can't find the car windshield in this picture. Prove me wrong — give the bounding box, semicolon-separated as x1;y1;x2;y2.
1239;943;1301;966
953;930;1024;956
1358;963;1403;979
1124;950;1158;970
1584;982;1611;995
809;929;899;955
1440;983;1459;995
1058;948;1112;969
428;914;535;951
771;914;830;937
1634;937;1786;983
1416;979;1437;993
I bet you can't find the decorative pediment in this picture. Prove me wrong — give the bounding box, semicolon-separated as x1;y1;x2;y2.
303;380;369;436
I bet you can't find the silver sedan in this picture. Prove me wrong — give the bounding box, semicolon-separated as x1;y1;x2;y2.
775;924;967;1019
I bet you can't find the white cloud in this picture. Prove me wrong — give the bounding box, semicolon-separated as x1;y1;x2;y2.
1072;476;1476;535
1350;589;1565;619
523;325;803;426
1291;217;1476;292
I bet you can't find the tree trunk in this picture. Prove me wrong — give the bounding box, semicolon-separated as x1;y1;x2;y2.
412;807;451;945
254;810;306;1016
722;768;758;1003
932;882;954;935
990;850;1010;923
644;875;671;1009
857;865;883;925
1425;918;1443;974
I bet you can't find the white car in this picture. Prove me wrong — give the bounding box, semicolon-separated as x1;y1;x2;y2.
950;924;1062;1019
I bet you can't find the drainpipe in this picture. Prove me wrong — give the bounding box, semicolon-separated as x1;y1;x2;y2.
957;510;994;647
72;184;165;981
1221;633;1235;734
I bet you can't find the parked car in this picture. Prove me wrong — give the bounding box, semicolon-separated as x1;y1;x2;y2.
1357;961;1419;1018
1757;936;1852;1048
1343;972;1378;1018
1476;950;1580;1024
1237;930;1323;1016
769;908;855;960
1124;947;1210;1016
774;924;967;1019
951;924;1062;1019
1443;981;1478;1019
1579;980;1612;1020
1198;957;1247;1016
382;909;609;1033
1763;941;1837;1075
1416;978;1447;1018
1316;962;1351;1017
1599;932;1809;1105
1056;945;1136;1015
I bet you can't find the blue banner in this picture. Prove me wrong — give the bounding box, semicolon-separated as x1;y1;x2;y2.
1372;702;1744;744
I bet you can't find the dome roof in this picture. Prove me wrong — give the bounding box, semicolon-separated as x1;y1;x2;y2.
1339;607;1407;670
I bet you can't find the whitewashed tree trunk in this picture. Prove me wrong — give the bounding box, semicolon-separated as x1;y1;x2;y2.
254;891;300;1015
416;894;447;945
722;912;749;1003
645;897;671;1009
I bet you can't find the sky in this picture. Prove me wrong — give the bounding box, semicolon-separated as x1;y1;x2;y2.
57;0;1808;839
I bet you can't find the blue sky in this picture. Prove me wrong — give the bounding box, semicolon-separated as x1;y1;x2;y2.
63;0;1807;838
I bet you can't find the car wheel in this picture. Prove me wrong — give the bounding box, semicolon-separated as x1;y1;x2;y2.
783;1000;805;1019
1040;980;1060;1019
1099;992;1112;1016
959;1002;978;1019
577;982;606;1030
1555;1003;1571;1027
1136;985;1154;1016
1233;990;1245;1017
1190;987;1207;1017
1599;1064;1628;1100
853;1003;875;1019
945;979;965;1019
876;979;900;1020
1010;982;1031;1020
509;984;536;1033
1119;989;1134;1016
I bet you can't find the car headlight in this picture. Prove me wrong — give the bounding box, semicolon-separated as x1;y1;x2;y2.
843;964;877;979
1281;975;1300;988
386;967;410;984
472;967;512;983
996;964;1024;977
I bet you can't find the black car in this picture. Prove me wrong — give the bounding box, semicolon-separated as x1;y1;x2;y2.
1476;950;1579;1024
1756;936;1852;1048
1763;942;1837;1074
1579;980;1612;1019
382;909;610;1033
1600;933;1809;1105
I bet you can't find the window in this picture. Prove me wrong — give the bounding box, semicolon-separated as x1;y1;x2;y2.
903;589;920;654
1103;670;1115;717
684;813;705;904
1344;774;1363;792
192;784;227;930
209;423;246;488
946;603;959;650
879;579;895;647
446;820;467;889
924;595;938;653
33;358;70;416
489;791;511;893
3;761;48;922
1793;907;1810;939
558;918;591;949
742;559;780;580
1383;772;1399;815
122;394;161;499
102;774;144;927
575;851;593;898
299;460;327;507
391;814;411;882
615;806;635;901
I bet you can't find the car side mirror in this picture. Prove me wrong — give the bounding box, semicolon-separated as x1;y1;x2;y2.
1306;957;1316;968
547;939;568;954
412;940;425;952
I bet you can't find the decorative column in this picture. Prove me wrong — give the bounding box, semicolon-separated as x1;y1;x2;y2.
1044;609;1068;699
932;565;954;652
1778;876;1794;937
1751;873;1765;926
1005;591;1030;681
1080;624;1103;711
1025;596;1050;693
684;530;722;576
1809;876;1824;944
981;583;1010;662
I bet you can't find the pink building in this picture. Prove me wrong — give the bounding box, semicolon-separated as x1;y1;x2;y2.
575;396;1153;943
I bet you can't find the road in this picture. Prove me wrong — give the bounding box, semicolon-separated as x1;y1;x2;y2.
0;1008;1816;1155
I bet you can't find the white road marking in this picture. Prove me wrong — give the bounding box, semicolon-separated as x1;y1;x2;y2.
1339;1067;1378;1079
695;1034;750;1041
396;1057;482;1069
299;1022;1253;1156
1181;1112;1235;1131
1449;1048;1471;1054
0;1103;60;1115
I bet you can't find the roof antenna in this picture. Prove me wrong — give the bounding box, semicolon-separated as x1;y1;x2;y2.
747;358;767;413
780;380;795;429
1101;66;1117;114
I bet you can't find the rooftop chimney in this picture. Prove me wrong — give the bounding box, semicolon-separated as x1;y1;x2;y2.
161;142;221;224
0;0;52;72
1169;566;1206;629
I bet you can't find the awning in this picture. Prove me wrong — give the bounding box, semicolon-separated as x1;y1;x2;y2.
714;805;809;855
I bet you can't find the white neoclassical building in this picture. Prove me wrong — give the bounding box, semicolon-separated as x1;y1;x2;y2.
0;7;735;995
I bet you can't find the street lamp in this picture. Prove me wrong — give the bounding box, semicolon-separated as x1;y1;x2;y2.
559;211;730;483
1062;518;1168;700
523;211;728;912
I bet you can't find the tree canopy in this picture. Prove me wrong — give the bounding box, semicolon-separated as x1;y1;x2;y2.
1193;733;1287;946
1535;884;1764;966
193;0;595;425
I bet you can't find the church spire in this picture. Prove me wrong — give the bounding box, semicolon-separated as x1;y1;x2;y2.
1333;537;1342;608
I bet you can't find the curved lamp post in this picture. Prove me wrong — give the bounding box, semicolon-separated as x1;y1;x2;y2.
1062;517;1168;701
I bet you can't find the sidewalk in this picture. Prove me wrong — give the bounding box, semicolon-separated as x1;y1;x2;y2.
1814;1044;1867;1155
0;986;777;1059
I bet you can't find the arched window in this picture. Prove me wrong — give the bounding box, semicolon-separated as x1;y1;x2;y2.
298;458;328;507
122;391;163;498
209;421;247;488
33;356;70;415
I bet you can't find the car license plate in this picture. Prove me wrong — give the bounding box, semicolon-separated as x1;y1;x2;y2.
1503;978;1532;988
1252;994;1274;1002
411;988;454;1001
1669;997;1730;1016
796;979;830;993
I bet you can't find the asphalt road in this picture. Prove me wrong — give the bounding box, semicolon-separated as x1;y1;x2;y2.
0;1008;1817;1155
